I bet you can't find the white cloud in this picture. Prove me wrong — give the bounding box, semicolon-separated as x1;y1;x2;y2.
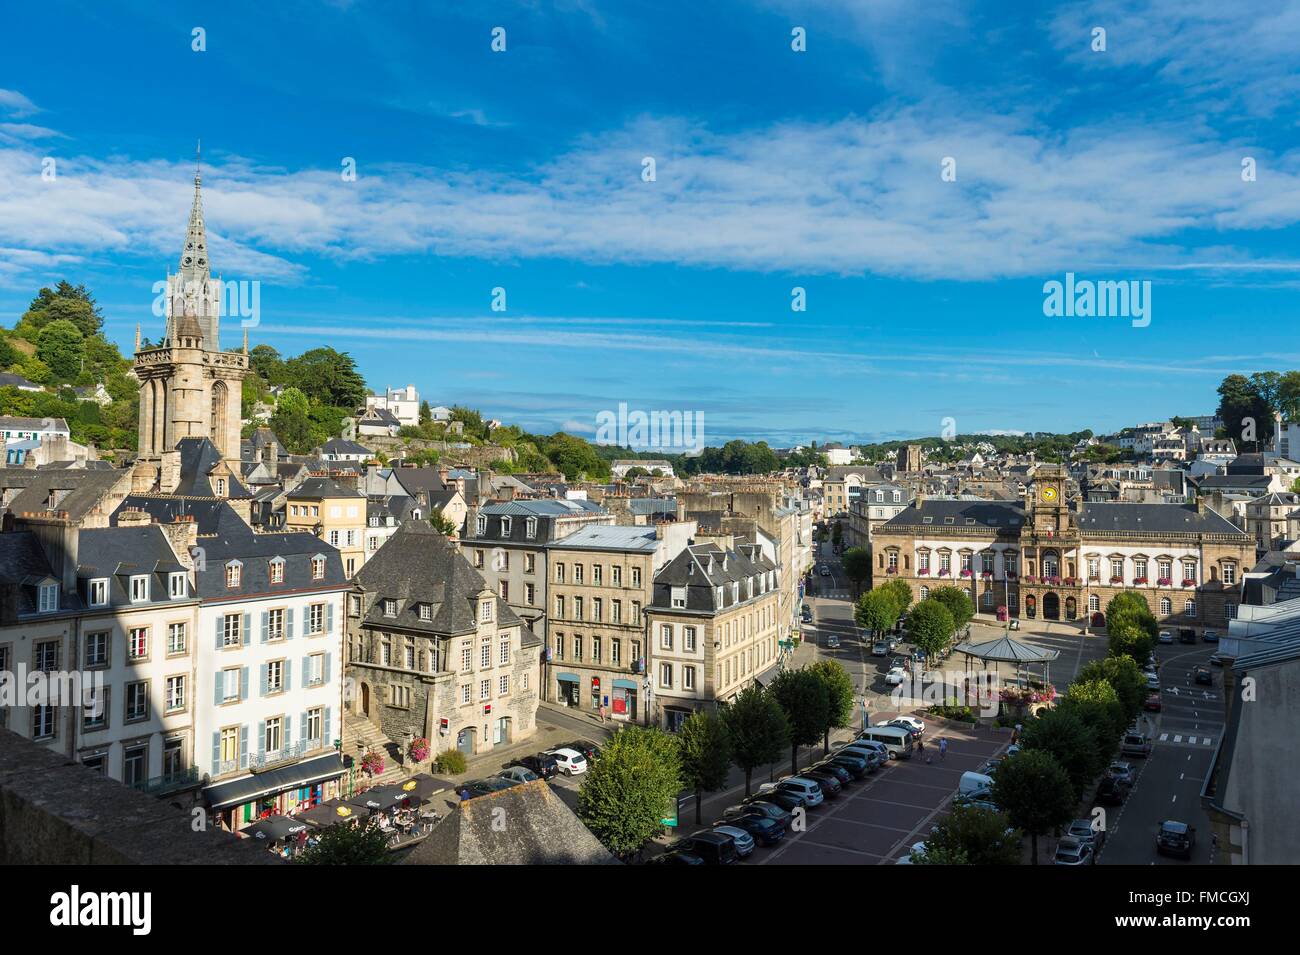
1;108;1298;287
0;89;39;118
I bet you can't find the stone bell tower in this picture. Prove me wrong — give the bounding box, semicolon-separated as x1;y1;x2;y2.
133;147;249;472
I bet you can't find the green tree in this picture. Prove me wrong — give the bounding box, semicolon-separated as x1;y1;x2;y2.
428;511;459;535
678;711;732;823
722;684;790;796
906;598;956;659
35;319;85;382
831;523;843;548
919;805;1021;865
1278;371;1300;424
1018;705;1105;800
1062;678;1129;751
769;668;830;776
929;584;975;632
577;725;682;860
248;344;285;383
808;659;856;755
294;821;392;865
17;281;104;339
854;588;896;636
283;347;367;408
840;546;871;597
881;578;914;618
1216;373;1273;450
544;433;611;480
0;331;17;370
419;399;432;424
1078;655;1146;721
990;749;1075;864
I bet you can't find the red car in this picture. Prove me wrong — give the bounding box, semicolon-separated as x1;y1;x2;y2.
1143;693;1162;712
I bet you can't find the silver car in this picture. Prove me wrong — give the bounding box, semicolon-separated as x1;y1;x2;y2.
710;824;755;858
498;766;541;785
1053;836;1094;865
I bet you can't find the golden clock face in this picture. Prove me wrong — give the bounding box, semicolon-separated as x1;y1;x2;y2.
1041;485;1058;503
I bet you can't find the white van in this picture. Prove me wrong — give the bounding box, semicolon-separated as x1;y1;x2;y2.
958;771;994;800
858;725;914;759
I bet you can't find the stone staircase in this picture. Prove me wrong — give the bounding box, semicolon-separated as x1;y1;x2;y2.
343;712;409;786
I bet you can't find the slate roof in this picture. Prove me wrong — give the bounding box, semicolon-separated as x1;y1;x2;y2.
549;524;662;553
0;373;40;389
173;438;251;498
881;498;1025;529
405;779;617;866
191;521;348;600
77;525;189;606
0;416;68;431
113;495;247;536
0;532;57;586
0;469;129;522
321;438;373;457
881;498;1250;537
649;541;777;614
352;522;521;635
628;497;677;517
478;499;604;516
286;476;364;500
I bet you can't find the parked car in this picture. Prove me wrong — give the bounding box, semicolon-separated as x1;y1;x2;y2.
1095;776;1131;806
886;716;926;737
1156;820;1196;859
1158;630;1174;644
872;641;889;656
823;753;870;779
647;849;704;865
709;824;756;858
895;841;929;865
1107;761;1137;784
1193;665;1213;686
1095;776;1130;805
671;830;739;864
461;777;516;799
835;741;886;769
513;753;560;779
758;777;825;807
1209;652;1229;667
1120;733;1152;758
1053;836;1095;865
545;747;589;776
498;766;541;785
561;740;602;763
798;768;845;797
1143;692;1162;712
745;789;809;814
826;635;841;649
885;666;907;686
811;759;857;784
1145;673;1161;691
726;800;792;830
1067;818;1106;849
1178;628;1197;644
717;812;784;846
1202;630;1219;643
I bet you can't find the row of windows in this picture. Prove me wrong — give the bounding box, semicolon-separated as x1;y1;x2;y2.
472;550;537;574
476;515;538;538
224;557;327;588
84;623;188;666
215;706;330;774
554;594;640;625
289;504;361;519
457;672;527;704
552;633;641;667
886;548;1237;585
553;562;640;588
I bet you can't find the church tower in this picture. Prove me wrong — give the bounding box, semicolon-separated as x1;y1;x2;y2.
134;154;249;469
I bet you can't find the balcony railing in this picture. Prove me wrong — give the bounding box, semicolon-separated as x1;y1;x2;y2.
129;767;201;795
249;739;324;773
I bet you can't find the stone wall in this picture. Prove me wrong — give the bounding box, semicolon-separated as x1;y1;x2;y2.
0;728;277;865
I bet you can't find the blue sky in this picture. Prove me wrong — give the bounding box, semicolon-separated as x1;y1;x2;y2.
2;0;1300;446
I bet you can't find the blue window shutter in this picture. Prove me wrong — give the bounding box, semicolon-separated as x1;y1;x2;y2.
285;609;294;641
325;602;334;635
284;714;292;746
257;720;265;759
260;611;269;643
300;712;309;744
242;612;252;646
239;725;249;768
240;666;250;701
259;663;268;697
214;670;224;706
323;707;332;746
301;605;309;635
323;652;332;685
214;616;224;650
211;732;221;772
300;656;308;687
284;663;292;693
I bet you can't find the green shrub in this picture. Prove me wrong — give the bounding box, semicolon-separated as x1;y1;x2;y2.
434;748;468;775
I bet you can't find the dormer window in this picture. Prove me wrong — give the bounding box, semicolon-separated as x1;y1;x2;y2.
225;561;242;589
169;572;187;599
384;599;398;617
38;582;59;613
89;578;109;607
500;517;512;535
480;600;494;623
311;556;326;580
129;575;150;603
476;515;487;536
525;517;537;539
419;603;432;621
671;586;687;609
268;558;285;585
215;478;226;496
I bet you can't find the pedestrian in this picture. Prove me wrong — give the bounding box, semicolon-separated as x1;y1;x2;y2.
598;704;607;723
939;737;948;761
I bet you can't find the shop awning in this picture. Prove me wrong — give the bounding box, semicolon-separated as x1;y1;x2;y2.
556;672;580;682
346;785;407;813
298;797;369;829
754;664;780;687
241;814;310;843
613;679;638;689
398;773;453;803
203;753;346;811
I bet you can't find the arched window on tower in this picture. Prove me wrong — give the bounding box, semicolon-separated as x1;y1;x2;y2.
210;380;228;452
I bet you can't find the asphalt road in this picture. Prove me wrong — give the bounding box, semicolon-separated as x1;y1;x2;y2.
1097;640;1224;865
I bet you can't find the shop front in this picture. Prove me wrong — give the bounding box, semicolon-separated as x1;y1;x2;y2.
204;752;346;834
556;672;580;706
611;678;638;721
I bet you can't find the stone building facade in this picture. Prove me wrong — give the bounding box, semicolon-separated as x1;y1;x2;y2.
871;465;1254;631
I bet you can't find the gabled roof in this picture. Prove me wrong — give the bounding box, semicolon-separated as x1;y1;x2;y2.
174;437;251;498
114;495;247;536
286;476;364;500
321;438;373;456
352;522;521;635
191;520;348;599
649;541;777;614
77;526;187;601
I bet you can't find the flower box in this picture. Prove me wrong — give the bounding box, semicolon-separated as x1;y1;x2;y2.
1157;577;1173;587
1048;576;1062;585
1182;579;1196;588
1110;576;1124;584
981;571;993;579
938;569;950;577
917;568;929;576
960;569;973;578
1134;576;1148;585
